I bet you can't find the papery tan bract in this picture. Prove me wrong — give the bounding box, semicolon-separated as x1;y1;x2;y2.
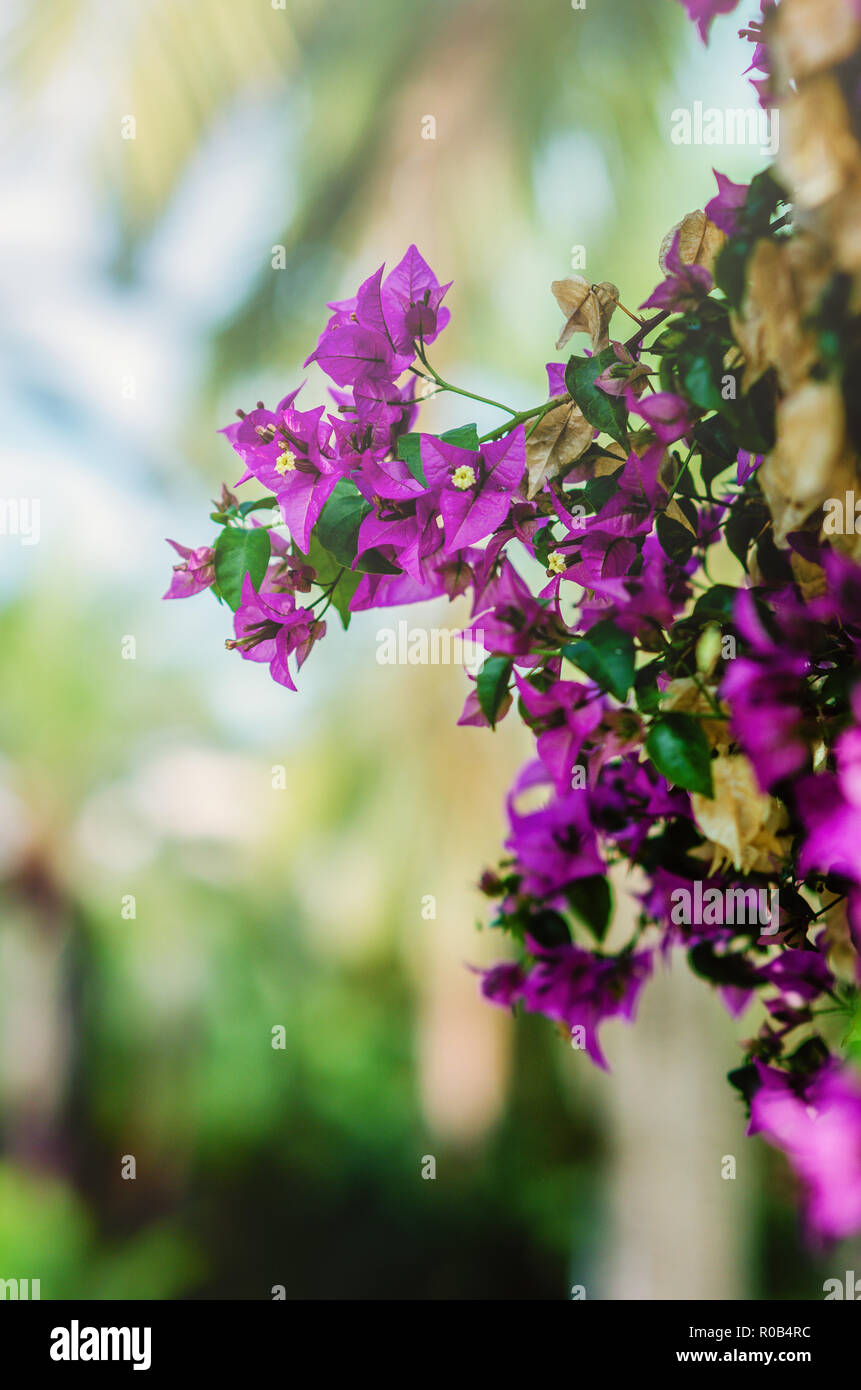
691;755;790;876
760;380;853;545
525;398;593;499
731;236;829;393
772;0;861;85
551;275;619;352
658;209;726;275
778;75;861;212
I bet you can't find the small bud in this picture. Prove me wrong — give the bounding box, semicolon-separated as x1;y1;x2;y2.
696;623;723;675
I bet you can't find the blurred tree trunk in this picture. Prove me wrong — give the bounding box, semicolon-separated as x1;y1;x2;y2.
599;939;755;1300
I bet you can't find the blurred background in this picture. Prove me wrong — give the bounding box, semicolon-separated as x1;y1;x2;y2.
0;0;854;1299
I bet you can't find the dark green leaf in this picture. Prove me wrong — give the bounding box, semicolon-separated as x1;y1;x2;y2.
440;423;480;451
563;619;635;702
477;656;512;728
315;479;370;567
565;876;613;942
656;512;695;564
646;713;714;797
213;526;271;611
294;533;360;629
725;497;769;571
396;433;426;487
238;495;278;517
526;908;571;948
565;348;629;445
692;584;738;625
689;942;759;988
634;660;662;714
727;1063;760;1106
583;467;623;514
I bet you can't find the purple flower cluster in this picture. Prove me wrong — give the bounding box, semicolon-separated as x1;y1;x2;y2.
165;157;861;1242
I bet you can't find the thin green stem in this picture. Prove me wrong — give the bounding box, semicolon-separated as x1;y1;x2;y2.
412;346;520;419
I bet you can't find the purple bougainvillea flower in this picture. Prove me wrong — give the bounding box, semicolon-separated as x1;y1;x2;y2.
758;951;835;1010
422;427;526;553
515;674;605;791
304;246;450;389
224;399;347;552
721;590;810;791
505;760;605;903
740;3;776;105
477;961;525;1009
736;449;762;485
228;573;322;691
545;362;567;397
797;773;861;882
706;170;749;236
589;755;689;857
330;376;419;464
463;558;569;660
748;1061;861;1243
641;229;713;314
354;451;427;503
679;0;743;43
640;868;733;948
380;244;452;351
627;388;694;445
163;539;216;600
305;322;400;389
798;711;861;884
520;939;653;1069
349;570;441;612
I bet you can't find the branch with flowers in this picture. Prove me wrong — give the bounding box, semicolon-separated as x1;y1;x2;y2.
164;0;861;1245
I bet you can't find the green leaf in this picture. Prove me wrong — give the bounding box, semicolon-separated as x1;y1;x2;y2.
563;619;635;702
213;526;271;611
477;656;512;727
565;348;629;445
646;713;714;797
681;350;725;413
440;423;480;451
396;433;426;487
315;479;370;567
527;908;572;948
692;584;738;625
656;512;695;565
238;495;278;517
694;415;736;493
583;467;623;513
634;660;662;715
725;496;769;571
295;533;360;630
531;524;555;567
689;943;759;988
565;876;613;942
312;481;399;576
326;570;362;628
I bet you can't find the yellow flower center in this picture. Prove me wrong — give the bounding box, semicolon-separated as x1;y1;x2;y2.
547;550;566;574
276;449;297;475
451;465;476;491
